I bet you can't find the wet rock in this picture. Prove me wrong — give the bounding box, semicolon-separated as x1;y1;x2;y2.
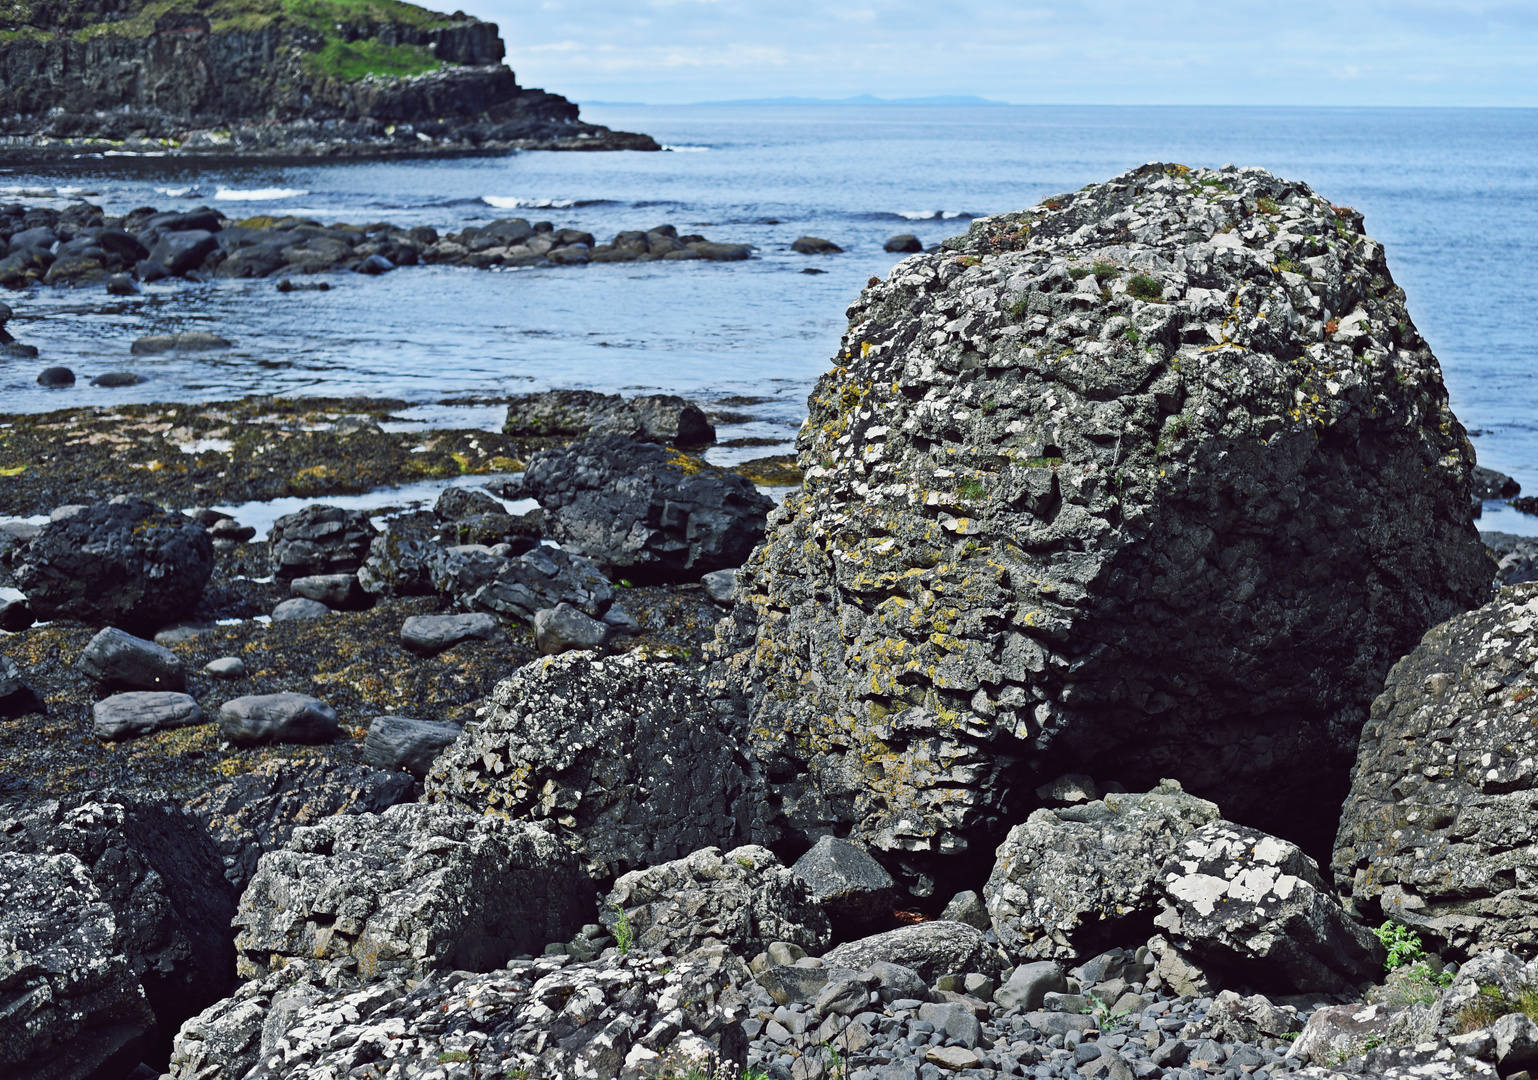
791;836;898;937
288;572;367;609
93;690;203;739
217;692;341;745
984;779;1221;960
821;922;1001;984
523;436;773;581
14;496;214;631
354;253;394;274
1333;583;1538;955
501;388;626;436
204;656;247;679
186;760;416;890
792;236;844;254
0;595;33;630
587;393;717;447
1158;821;1381;992
271;596;329;620
440;543;614;620
37;365;74;386
534;600;610;653
357;528;438;597
233;802;589;982
76;625;186;690
399;611;503;654
434;486;505;520
0;850;155;1080
146;229;218;275
702;567;740;604
426;650;771;877
994;960;1066;1011
602;844;830;959
362;714;462;778
129;330;233;354
734;164;1493;872
0;793;239;1067
1471;465;1520;500
267;504;377;580
106;273;139;296
90;370;147;387
885;234;923;253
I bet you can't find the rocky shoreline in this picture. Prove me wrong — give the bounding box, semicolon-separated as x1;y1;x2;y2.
4;164;1538;1080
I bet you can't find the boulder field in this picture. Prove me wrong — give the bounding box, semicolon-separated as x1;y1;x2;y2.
4;164;1535;1080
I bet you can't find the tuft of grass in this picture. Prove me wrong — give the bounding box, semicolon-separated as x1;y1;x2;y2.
611;903;634;954
437;1050;471;1063
1457;984;1538;1034
1257;197;1281;215
957;477;987;501
305;37;440;79
1123;324;1140;345
1127;274;1163;301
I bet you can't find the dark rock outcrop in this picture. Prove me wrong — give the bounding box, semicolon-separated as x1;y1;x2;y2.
820;922;1001;984
0;793;239;1066
1333;582;1538;956
426;651;771;877
730;163;1492;882
268;504;377;581
791;836;899;938
232;802;589;982
14;496;214;631
523;436;774;581
502;389;716;446
0;3;657;159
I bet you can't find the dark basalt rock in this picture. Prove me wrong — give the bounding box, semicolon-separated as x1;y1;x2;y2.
426;650;772;878
791;836;899;938
361;714;462;777
821;922;1001;984
267;503;377;581
502;389;716;446
76;625;186;691
1333;582;1538;957
523;436;773;581
0;792;239;1067
14;496;214;632
232;802;590;983
185;760;416;891
731;163;1493;882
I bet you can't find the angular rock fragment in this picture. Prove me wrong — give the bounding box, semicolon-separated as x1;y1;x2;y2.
437;543;614;620
267;504;377;580
602;845;830;959
233;802;589;981
76;625;186;690
734;164;1493;871
821;922;1001;984
523;436;773;580
427;651;770;876
14;496;214;630
362;714;461;777
791;835;898;937
534;600;610;653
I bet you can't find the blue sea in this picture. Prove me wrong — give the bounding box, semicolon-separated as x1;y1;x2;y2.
1;105;1535;530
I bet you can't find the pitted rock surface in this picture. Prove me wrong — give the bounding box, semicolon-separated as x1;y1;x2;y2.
503;388;716;447
436;544;615;621
267;504;377;581
0;792;237;1066
426;651;771;877
602;845;830;959
171;949;751;1080
1157;822;1380;992
1332;582;1538;956
186;759;416;891
985;779;1220;960
820;921;1001;983
14;496;214;630
523;436;773;581
232;802;589;983
729;163;1491;871
0;850;155;1080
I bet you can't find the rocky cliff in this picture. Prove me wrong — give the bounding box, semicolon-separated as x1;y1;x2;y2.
0;0;657;157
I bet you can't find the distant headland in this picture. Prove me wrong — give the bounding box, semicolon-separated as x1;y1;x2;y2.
0;0;659;159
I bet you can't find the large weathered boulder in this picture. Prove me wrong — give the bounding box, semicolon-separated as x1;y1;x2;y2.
0;793;238;1066
523;436;773;581
92;690;204;739
0;850;155;1080
601;845;830;959
362;714;461;777
1157;822;1381;993
821;921;1002;984
1333;583;1538;956
791;835;899;937
169;950;751;1080
14;497;214;630
503;389;715;446
985;779;1221;960
267;504;377;581
186;760;415;890
218;692;341;744
233;802;590;982
77;626;187;691
438;544;615;621
426;651;771;877
731;163;1492;877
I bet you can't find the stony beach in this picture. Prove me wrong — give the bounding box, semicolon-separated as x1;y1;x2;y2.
5;163;1538;1080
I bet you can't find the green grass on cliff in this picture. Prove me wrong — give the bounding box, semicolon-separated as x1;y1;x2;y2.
1;0;453;78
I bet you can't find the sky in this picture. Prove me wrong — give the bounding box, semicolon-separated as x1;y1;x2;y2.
455;0;1538;107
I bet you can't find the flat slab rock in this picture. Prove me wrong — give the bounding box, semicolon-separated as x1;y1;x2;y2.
820;921;1000;984
217;692;340;745
399;611;502;654
93;690;203;740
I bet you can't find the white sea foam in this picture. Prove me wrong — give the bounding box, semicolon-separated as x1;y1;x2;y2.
213;187;309;201
483;196;576;210
156;186;197;198
661;145;710;152
897;210;971;220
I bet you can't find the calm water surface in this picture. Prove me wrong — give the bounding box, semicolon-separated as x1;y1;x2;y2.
1;105;1534;526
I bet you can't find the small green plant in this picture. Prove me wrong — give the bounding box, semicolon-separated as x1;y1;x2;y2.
820;1041;846;1080
1257;196;1281;215
611;904;634;954
1276;257;1303;275
1128;274;1163;301
1123;324;1141;345
437;1050;471;1063
1020;455;1063;469
957;477;987;501
736;856;755;869
1375;921;1426;971
506;1069;532;1079
1092;260;1121;279
980;398;1000;415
